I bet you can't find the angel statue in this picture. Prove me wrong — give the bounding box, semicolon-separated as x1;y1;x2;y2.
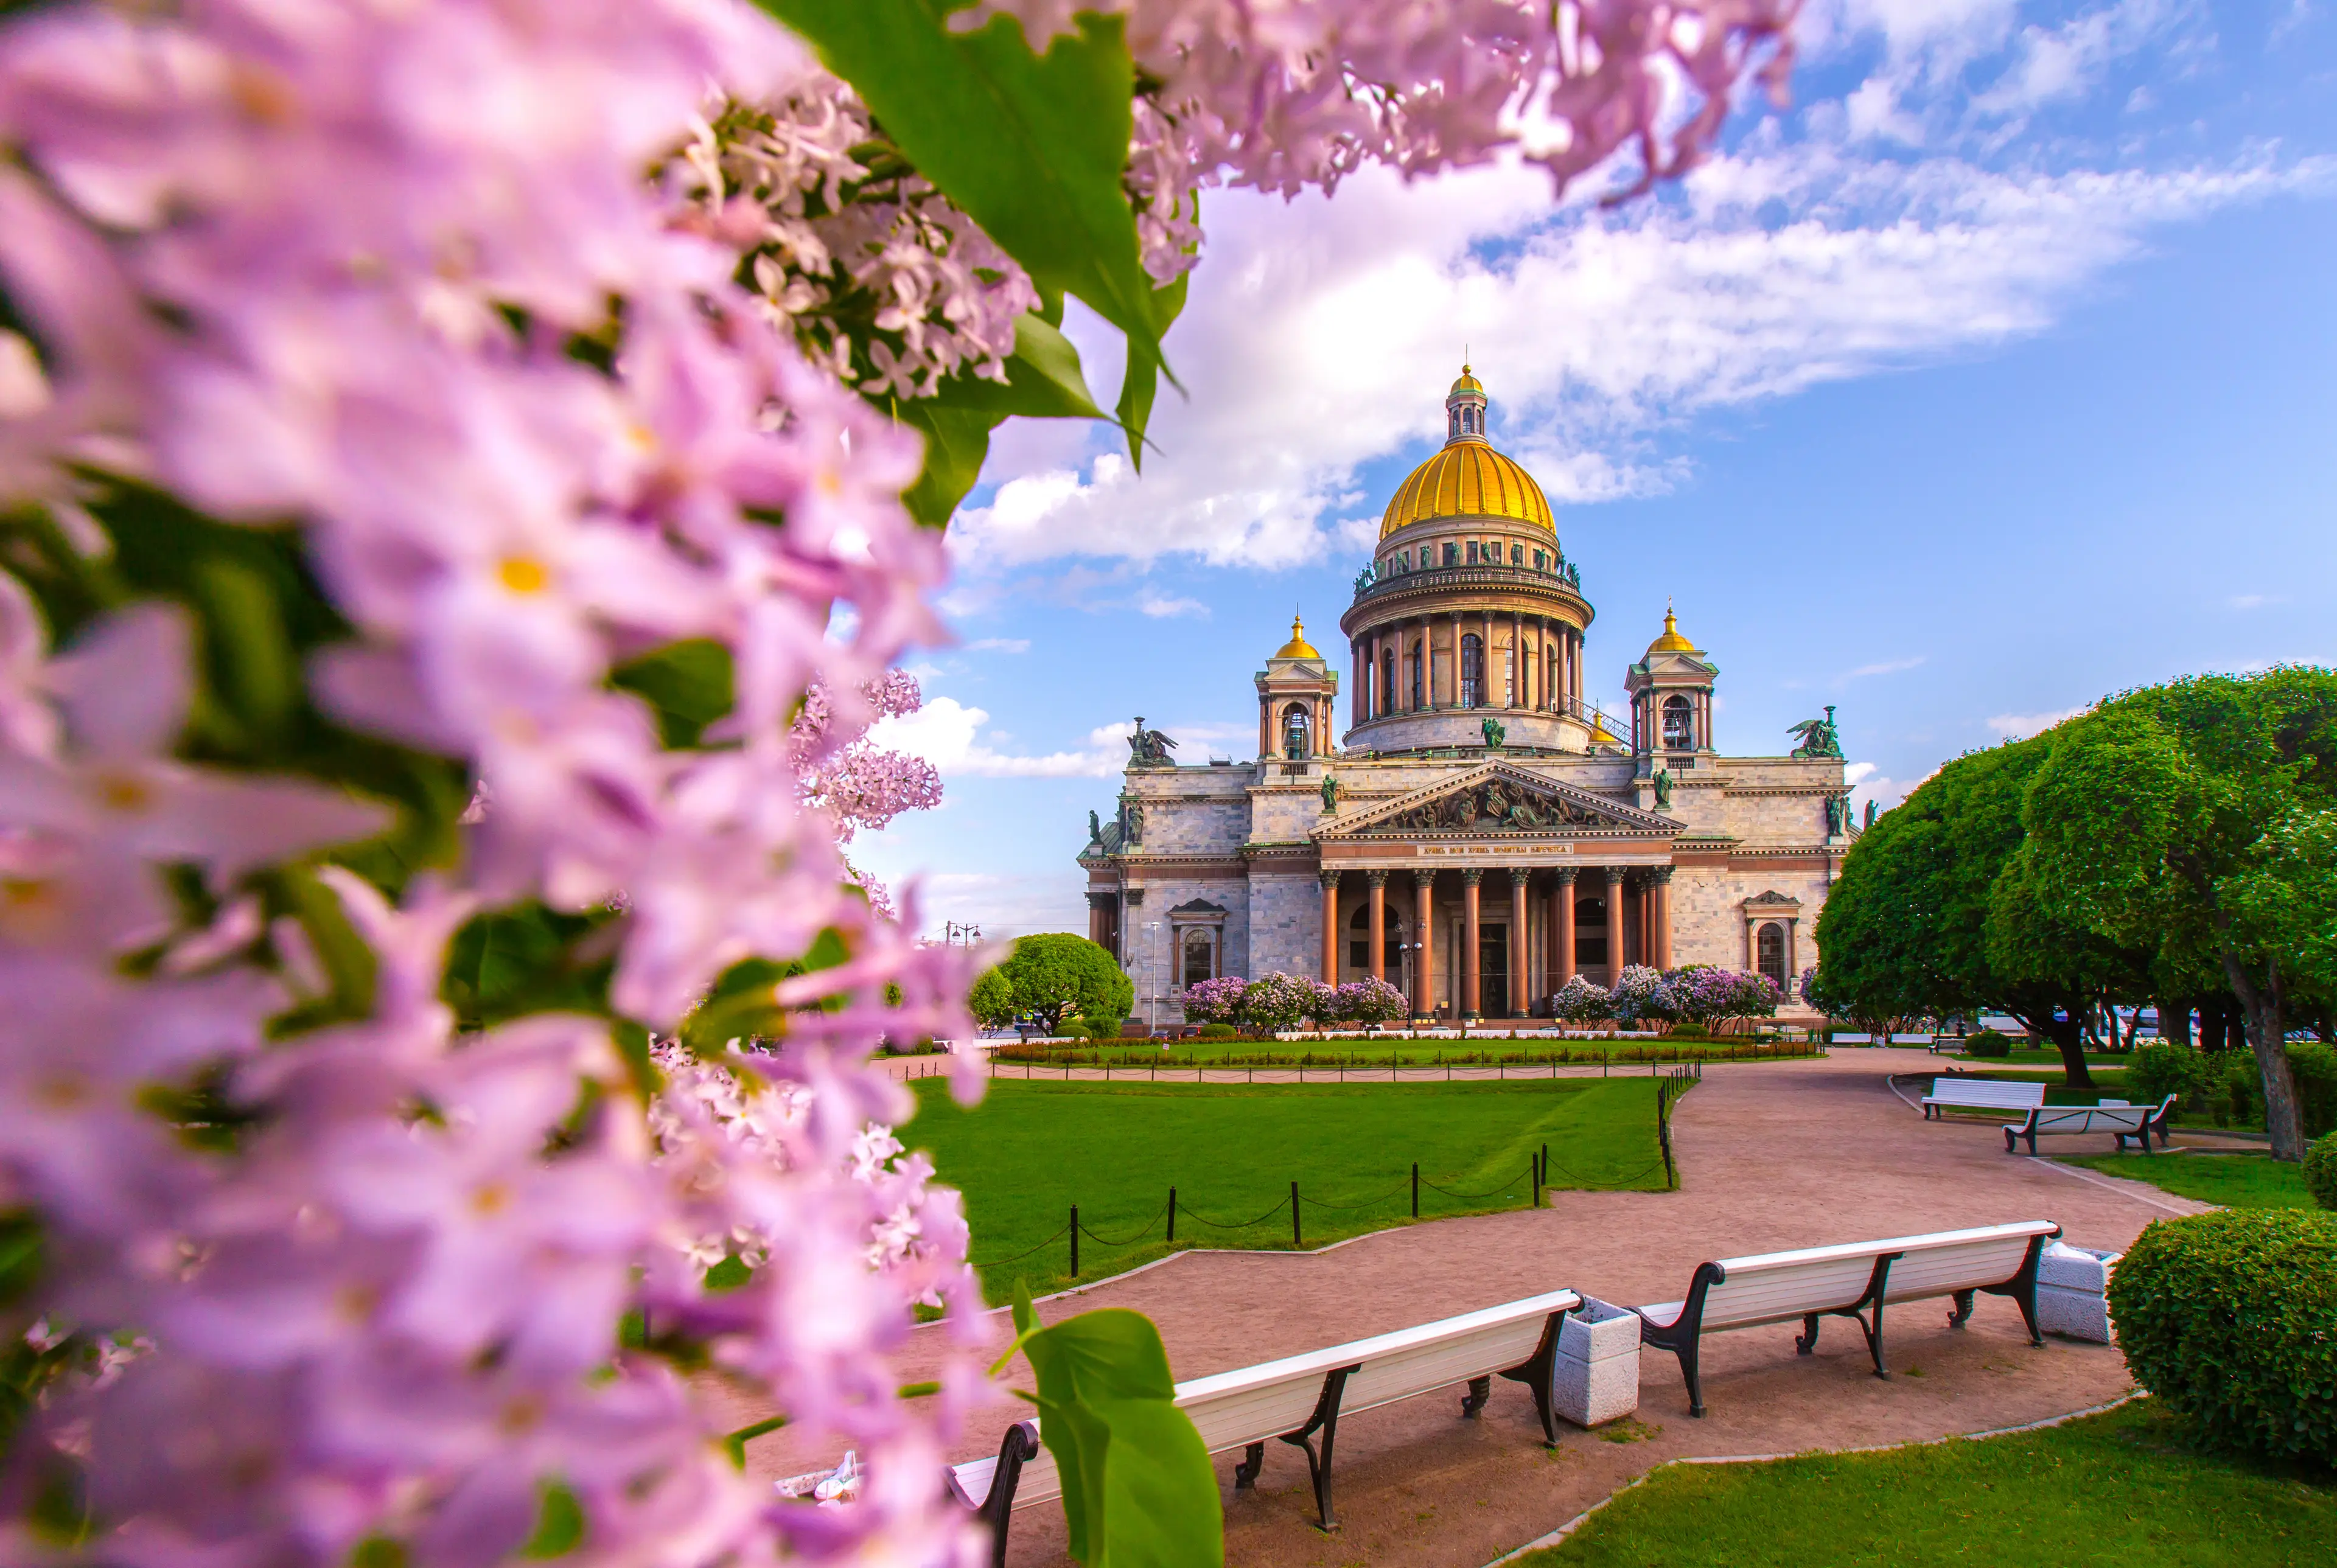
1481;714;1506;749
1321;773;1341;812
1127;716;1179;767
1787;704;1843;759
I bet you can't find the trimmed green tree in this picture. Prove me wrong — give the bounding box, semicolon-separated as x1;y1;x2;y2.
993;933;1134;1034
968;965;1016;1030
2016;669;2337;1159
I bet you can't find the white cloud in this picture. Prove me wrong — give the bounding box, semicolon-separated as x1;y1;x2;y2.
1986;705;2091;739
1139;592;1210;618
946;139;2327;572
873;700;1127;778
964;636;1032;652
2227;594;2279;610
1844;761;1879;786
1969;0;2196;125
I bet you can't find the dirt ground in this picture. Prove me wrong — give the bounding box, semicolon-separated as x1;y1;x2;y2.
719;1046;2206;1567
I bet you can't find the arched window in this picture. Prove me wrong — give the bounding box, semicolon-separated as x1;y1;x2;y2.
1548;649;1562;712
1281;703;1310;758
1378;647;1395;717
1756;922;1787;988
1662;694;1695;750
1409;643;1424;708
1460;633;1484;707
1503;641;1517;706
1182;929;1215;988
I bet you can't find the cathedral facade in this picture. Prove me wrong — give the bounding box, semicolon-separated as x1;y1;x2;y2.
1079;371;1851;1024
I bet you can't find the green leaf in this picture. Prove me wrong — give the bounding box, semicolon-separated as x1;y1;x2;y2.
929;312;1106;422
610;639;735;749
441;901;613;1031
1013;1301;1223;1568
1114;271;1187;473
894;400;1005;529
764;1;1166;400
519;1483;584;1559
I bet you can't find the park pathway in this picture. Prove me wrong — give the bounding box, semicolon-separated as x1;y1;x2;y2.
722;1047;2206;1568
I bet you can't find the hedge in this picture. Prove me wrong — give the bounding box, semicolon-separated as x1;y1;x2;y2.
2107;1208;2337;1465
2307;1130;2337;1212
1963;1028;2013;1059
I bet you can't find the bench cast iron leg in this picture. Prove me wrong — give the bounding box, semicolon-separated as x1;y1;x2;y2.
1277;1365;1357;1531
1495;1309;1569;1446
970;1420;1038;1568
1977;1233;2052;1346
1460;1376;1492;1419
1947;1290;1975;1330
1794;1313;1820;1356
1233;1443;1265;1490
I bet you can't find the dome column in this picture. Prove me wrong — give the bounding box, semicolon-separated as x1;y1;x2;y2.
1461;868;1484;1020
1553;868;1577;989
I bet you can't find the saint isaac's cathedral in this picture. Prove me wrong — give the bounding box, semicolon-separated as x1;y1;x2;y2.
1079;369;1853;1023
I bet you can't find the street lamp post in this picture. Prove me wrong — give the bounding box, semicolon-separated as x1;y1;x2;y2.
1144;921;1161;1034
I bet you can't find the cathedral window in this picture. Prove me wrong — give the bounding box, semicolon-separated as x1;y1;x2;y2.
1465;540;1479;564
1182;929;1215;987
1282;703;1311;758
1662;694;1696;750
1460;633;1485;707
1409;645;1424;708
1757;923;1787;988
1442;542;1459;566
1379;648;1395;717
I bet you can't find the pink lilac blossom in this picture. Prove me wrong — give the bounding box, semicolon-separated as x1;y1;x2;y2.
0;2;985;1564
974;0;1801;279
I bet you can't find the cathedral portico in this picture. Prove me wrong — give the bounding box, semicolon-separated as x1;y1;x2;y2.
1078;371;1850;1026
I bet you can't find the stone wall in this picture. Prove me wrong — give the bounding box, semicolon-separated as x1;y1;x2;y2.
1245;871;1320;981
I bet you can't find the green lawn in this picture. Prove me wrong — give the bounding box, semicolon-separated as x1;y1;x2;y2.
2059;1152;2315;1210
988;1038;1812;1070
904;1077;1672;1301
1525;1399;2334;1567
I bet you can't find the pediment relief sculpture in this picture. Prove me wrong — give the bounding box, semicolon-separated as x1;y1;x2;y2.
1352;777;1644;835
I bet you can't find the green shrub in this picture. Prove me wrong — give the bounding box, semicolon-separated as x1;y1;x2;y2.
2107;1208;2337;1465
1668;1025;1710;1042
2290;1041;2337;1140
1075;1014;1126;1039
1962;1029;2013;1059
2222;1056;2258;1129
2306;1131;2337;1211
2131;1040;2207;1109
1195;1022;1237;1040
1051;1020;1089;1040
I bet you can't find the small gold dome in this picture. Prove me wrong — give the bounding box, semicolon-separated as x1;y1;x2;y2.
1275;613;1322;660
1449;364;1486;399
1647;605;1696;655
1379;441;1555;538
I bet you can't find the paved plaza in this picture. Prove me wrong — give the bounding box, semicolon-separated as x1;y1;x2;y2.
725;1047;2200;1566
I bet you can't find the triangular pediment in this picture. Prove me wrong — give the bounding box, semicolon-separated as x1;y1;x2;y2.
1319;762;1677;839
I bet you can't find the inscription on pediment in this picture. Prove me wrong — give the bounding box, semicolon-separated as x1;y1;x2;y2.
1378;777;1623;834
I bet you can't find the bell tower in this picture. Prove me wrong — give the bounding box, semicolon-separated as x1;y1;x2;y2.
1445;364;1488;441
1256;613;1338;761
1624;603;1719;764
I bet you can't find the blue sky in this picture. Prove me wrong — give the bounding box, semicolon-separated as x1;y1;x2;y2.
858;0;2337;939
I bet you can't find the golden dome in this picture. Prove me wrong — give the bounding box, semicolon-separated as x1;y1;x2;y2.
1274;613;1322;660
1378;440;1555;538
1647;605;1696;654
1449;364;1485;399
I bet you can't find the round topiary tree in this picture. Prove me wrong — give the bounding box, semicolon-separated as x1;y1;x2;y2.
991;932;1133;1035
2107;1208;2337;1465
967;966;1016;1031
2305;1129;2337;1211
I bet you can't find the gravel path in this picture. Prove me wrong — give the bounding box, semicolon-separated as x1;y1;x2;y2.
719;1046;2204;1567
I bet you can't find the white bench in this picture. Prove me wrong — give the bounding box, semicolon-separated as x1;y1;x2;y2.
1921;1078;2045;1119
2003;1096;2176;1155
1631;1221;2060;1416
947;1288;1581;1559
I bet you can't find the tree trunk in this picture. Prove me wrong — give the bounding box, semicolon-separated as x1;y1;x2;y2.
2044;1012;2093;1090
2196;997;2225;1053
2162;998;2191;1047
2221;950;2304;1161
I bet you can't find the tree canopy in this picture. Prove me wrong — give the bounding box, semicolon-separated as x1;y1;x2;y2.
979;933;1133;1032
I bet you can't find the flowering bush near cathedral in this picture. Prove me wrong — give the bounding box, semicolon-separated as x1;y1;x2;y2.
0;1;1801;1564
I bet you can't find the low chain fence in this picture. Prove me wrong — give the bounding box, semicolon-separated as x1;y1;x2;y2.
971;1065;1703;1280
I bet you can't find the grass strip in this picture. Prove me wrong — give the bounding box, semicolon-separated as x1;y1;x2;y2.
2059;1151;2314;1210
1523;1399;2332;1567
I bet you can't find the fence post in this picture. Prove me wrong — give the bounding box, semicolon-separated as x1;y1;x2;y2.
1291;1181;1302;1249
1531;1151;1541;1208
1411;1162;1420;1219
1070;1205;1080;1278
1167;1186;1176;1244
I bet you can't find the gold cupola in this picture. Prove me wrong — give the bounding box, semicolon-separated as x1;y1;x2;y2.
1646;604;1697;654
1378;366;1555;538
1274;613;1322;660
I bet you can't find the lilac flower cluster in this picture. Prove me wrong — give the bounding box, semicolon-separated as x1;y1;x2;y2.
974;0;1803;280
0;2;985;1563
1330;977;1410;1027
1606;964;1675;1025
1665;964;1783;1032
1551;974;1615;1024
1179;975;1251;1025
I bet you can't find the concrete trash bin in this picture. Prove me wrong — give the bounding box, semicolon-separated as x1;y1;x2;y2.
1554;1297;1640;1427
2036;1242;2119;1343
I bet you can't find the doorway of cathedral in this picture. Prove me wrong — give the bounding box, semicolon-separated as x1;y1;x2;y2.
1479;924;1509;1017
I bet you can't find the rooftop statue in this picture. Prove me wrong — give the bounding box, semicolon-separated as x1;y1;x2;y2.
1653;767;1674;810
1321;772;1341;812
1787;704;1843;760
1127;716;1179;767
1117;790;1145;846
1481;714;1506;748
1086;809;1102;846
1864;798;1879;831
